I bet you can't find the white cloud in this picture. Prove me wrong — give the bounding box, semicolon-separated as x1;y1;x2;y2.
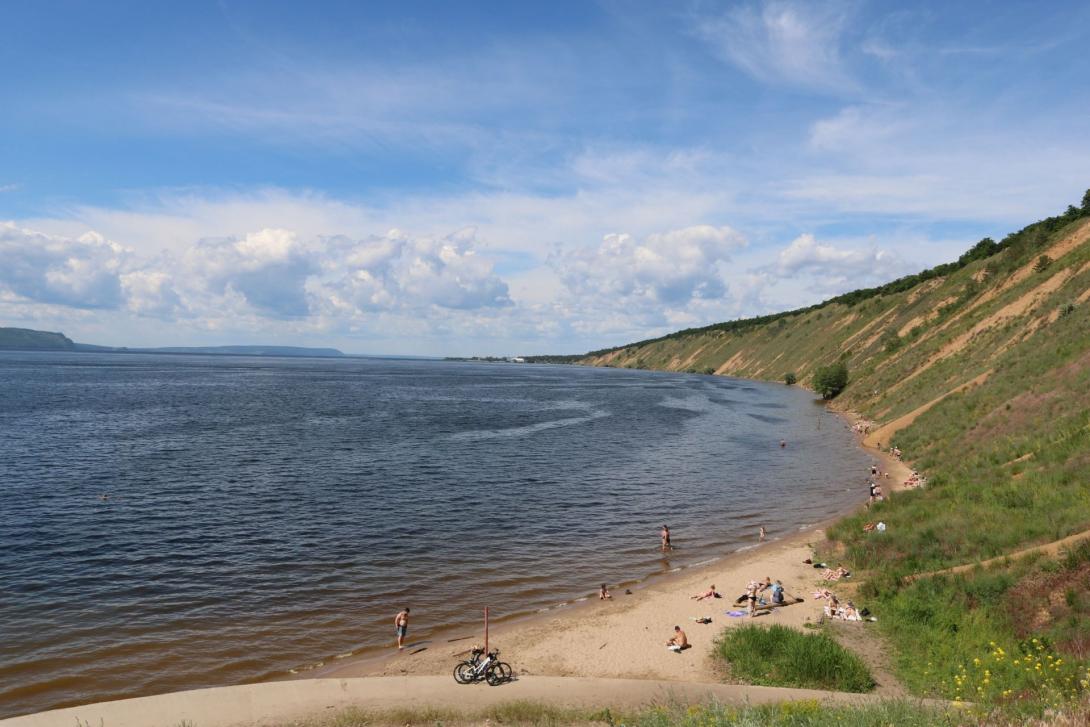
0;223;128;308
0;221;512;333
551;224;745;313
119;270;183;318
808;105;909;152
695;0;857;92
767;232;910;296
313;228;512;314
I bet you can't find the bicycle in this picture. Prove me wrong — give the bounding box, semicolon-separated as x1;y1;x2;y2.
452;648;513;685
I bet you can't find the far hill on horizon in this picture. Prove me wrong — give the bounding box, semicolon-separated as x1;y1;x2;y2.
0;328;344;358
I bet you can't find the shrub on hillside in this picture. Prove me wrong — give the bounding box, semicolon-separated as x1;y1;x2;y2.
784;372;797;385
813;362;849;399
1034;255;1053;273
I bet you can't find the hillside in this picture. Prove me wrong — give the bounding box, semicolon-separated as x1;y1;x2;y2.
0;327;76;350
584;198;1090;566
581;195;1090;708
0;330;344;358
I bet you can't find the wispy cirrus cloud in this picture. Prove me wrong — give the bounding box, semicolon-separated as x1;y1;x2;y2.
694;0;859;93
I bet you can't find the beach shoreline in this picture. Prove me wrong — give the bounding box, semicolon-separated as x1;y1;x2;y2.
304;407;910;687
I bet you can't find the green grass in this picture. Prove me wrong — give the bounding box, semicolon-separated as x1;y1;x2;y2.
629;700;960;727
303;700;602;726
714;624;875;693
290;699;963;726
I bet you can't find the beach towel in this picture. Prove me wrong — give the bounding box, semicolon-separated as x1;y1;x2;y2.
726;610;747;617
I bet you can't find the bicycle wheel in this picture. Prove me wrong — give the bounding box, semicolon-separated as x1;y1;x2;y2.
486;661;512;685
454;662;475;684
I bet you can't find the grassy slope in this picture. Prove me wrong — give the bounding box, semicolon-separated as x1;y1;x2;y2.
584;214;1090;571
580;205;1090;710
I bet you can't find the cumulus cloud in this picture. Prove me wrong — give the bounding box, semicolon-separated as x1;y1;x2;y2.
551;224;745;313
0;223;128;308
183;229;315;318
0;221;512;330
316;228;512;314
695;0;857;92
770;233;909;294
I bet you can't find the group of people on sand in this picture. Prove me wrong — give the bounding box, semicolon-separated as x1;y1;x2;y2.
867;480;884;505
812;589;874;622
903;469;926;489
724;576;791;617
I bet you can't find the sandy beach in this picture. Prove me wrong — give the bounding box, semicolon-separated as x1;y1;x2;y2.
316;424;913;688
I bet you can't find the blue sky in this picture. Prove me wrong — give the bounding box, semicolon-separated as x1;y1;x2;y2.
2;1;1088;355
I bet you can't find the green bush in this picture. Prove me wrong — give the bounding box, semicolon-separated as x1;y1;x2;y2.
882;330;904;353
714;624;874;692
812;362;849;399
784;372;797;385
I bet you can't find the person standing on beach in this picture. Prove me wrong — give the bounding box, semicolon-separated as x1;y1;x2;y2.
394;608;410;650
746;580;760;618
660;525;672;552
759;526;766;542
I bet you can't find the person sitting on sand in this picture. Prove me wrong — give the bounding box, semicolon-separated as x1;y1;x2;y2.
770;580;786;606
691;584;719;601
599;583;612;600
665;625;689;651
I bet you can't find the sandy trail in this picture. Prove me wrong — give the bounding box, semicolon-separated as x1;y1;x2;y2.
905;528;1090;583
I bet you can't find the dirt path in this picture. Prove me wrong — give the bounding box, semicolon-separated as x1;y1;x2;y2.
905;528;1090;583
825;620;906;698
1;676;954;727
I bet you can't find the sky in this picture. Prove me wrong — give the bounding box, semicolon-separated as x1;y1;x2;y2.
2;1;1089;356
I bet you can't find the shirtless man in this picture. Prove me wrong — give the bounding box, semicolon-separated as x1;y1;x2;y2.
394;608;410;650
666;625;689;651
660;525;672;552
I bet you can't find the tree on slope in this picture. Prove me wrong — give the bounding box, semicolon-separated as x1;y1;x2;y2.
813;363;849;399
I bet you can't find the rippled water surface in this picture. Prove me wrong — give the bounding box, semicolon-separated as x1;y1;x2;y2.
0;352;872;718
